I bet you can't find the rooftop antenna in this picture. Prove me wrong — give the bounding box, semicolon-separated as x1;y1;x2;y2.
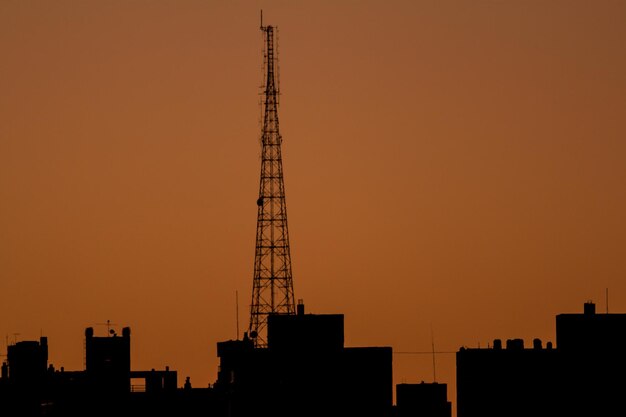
0;336;6;360
96;320;117;336
236;290;240;340
431;324;437;382
260;9;263;29
606;288;609;313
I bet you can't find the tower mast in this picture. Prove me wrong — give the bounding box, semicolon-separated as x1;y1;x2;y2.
249;21;295;347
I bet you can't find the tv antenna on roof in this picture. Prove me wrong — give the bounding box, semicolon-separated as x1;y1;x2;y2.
96;320;118;336
431;324;437;382
236;290;240;340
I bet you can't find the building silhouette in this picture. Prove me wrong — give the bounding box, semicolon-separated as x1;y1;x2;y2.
0;306;418;417
456;301;626;417
84;326;131;395
215;302;393;417
0;326;204;417
395;382;452;417
4;301;625;416
2;337;49;416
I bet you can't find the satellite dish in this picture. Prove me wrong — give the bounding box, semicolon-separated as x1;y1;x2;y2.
257;197;263;206
250;331;258;339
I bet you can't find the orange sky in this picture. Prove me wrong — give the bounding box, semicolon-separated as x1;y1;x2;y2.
1;1;625;413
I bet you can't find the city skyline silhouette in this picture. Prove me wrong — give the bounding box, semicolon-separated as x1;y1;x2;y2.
1;2;625;415
2;300;623;416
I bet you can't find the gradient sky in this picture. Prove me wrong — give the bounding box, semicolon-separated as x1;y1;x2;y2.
1;1;625;412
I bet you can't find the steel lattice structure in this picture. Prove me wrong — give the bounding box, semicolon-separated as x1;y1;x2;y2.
248;23;295;347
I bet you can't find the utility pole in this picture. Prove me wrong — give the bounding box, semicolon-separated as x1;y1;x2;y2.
248;18;296;347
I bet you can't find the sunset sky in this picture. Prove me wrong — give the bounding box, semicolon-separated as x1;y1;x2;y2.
1;1;625;412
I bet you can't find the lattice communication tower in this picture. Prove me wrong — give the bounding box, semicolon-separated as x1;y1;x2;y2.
248;21;295;347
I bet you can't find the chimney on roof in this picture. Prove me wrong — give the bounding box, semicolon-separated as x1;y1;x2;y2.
584;301;596;316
